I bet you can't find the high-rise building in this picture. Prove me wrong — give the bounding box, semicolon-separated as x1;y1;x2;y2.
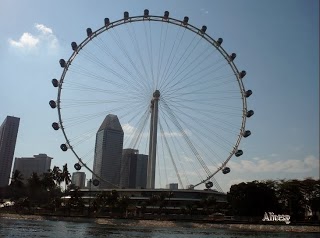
120;149;138;188
71;172;86;189
93;114;124;189
166;183;179;190
0;116;20;187
136;154;148;189
13;154;52;182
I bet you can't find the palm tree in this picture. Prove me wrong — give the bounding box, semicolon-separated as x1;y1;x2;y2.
51;166;63;188
9;170;25;201
62;164;72;192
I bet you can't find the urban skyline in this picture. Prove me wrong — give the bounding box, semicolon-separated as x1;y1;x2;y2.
1;1;318;192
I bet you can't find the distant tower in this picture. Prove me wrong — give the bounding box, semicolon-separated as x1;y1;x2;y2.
93;114;124;189
71;172;86;189
120;149;138;188
136;154;148;189
13;153;52;182
0;116;20;187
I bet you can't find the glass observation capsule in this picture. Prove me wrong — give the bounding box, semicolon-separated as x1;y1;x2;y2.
92;179;100;186
104;18;110;26
246;110;254;118
235;150;243;157
86;28;93;37
217;38;223;46
49;100;56;109
59;59;66;68
243;130;251;138
52;122;59;130
52;78;59;87
240;70;247;78
229;53;236;61
245;90;252;98
205;181;213;189
222;167;230;174
74;163;81;171
71;42;77;51
60;144;68;151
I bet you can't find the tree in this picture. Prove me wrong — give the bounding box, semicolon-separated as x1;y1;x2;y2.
62;164;72;192
227;181;280;217
9;170;25;201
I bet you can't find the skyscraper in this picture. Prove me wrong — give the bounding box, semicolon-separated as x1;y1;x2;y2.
120;149;138;188
93;114;124;189
71;172;86;189
136;154;148;189
0;116;20;187
13;154;52;182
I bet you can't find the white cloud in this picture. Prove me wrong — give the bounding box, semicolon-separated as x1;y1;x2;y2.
35;23;53;34
228;155;319;174
8;32;39;48
8;23;58;51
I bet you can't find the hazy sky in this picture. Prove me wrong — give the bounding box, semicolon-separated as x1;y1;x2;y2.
0;0;319;192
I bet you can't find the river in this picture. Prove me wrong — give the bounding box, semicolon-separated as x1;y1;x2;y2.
0;217;319;238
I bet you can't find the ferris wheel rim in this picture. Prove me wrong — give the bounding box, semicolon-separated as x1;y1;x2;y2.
55;11;250;189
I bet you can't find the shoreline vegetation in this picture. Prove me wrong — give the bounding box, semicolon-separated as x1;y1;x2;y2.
1;212;319;233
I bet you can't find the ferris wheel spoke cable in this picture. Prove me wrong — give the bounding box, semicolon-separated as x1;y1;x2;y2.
125;24;151;91
156;22;167;89
161;33;199;91
143;21;156;90
159;115;197;185
161;100;212;177
125;108;150;150
109;28;150;92
159;104;224;169
93;37;150;93
163;46;220;92
162;100;240;138
160;99;234;166
165;59;228;93
161;37;204;91
159;122;184;189
162;110;203;184
158;26;185;89
159;129;169;186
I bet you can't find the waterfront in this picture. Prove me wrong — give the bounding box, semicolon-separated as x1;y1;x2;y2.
0;216;319;238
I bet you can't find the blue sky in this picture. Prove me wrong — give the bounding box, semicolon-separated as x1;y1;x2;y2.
0;0;319;192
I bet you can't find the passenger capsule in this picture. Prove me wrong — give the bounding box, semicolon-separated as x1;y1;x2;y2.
239;70;247;78
243;130;251;138
245;90;252;98
86;28;93;37
52;78;59;87
205;181;213;189
74;163;81;171
49;100;56;109
124;11;129;20
217;38;223;46
144;9;149;17
183;16;189;25
52;122;59;130
229;53;237;61
59;59;66;68
222;167;230;174
92;179;100;186
246;110;254;118
164;11;169;19
201;25;207;34
60;144;68;152
71;42;77;51
104;18;110;26
235;150;243;157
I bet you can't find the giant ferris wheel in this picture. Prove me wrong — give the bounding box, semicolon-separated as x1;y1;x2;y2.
49;10;254;191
